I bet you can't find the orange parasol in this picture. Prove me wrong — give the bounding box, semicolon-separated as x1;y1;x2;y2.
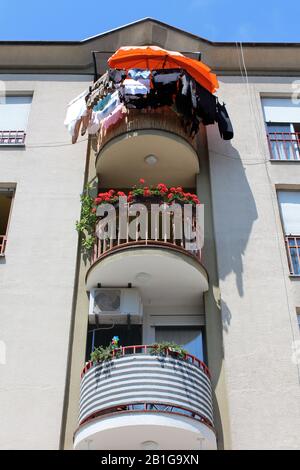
108;46;218;93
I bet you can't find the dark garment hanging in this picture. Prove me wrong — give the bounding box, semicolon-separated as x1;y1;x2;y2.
174;73;193;119
190;113;201;138
118;87;149;109
195;82;217;125
148;89;174;108
216;102;234;140
152;69;181;95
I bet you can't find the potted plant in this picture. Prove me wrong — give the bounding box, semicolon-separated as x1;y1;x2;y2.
90;336;121;363
129;179;166;205
149;341;188;360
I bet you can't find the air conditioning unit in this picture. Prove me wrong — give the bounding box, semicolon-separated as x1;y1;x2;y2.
89;287;143;322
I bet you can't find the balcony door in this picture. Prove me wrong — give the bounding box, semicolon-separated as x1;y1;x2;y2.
155;326;204;361
85;323;142;362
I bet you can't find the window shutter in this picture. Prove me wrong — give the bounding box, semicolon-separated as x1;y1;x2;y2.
0;96;32;130
278;191;300;235
262;98;300;123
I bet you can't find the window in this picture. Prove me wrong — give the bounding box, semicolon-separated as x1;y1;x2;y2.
0;187;15;255
0;95;32;145
155;326;204;361
262;98;300;160
278;190;300;275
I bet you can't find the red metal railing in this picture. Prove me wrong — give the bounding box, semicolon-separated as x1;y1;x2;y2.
285;235;300;275
81;344;211;378
78;402;215;431
0;235;7;255
0;130;26;145
267;132;300;161
92;208;201;264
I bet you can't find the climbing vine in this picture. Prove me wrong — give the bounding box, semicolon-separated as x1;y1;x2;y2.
76;184;98;254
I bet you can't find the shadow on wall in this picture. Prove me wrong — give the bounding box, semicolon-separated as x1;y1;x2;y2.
207;125;258;325
198;124;258;447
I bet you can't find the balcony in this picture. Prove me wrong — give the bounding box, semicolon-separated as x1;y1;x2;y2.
0;130;26;145
0;235;6;255
85;205;208;306
74;345;216;450
268;132;300;161
96;108;200;188
285;235;300;276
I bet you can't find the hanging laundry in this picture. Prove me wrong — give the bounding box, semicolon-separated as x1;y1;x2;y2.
96;91;120;120
128;69;151;80
81;108;93;136
128;69;151;89
152;69;180;95
87;112;102;135
190;113;201;138
148;88;174;108
86;71;114;109
64;90;88;143
109;68;127;84
101;104;127;133
216;102;234;140
189;79;198;109
88;91;121;134
174;73;193;120
195;82;217;125
120;93;149;109
93;94;112;112
123;78;149;95
181;74;190;96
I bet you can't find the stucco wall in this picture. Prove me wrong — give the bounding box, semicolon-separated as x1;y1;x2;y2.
0;74;90;449
208;75;300;449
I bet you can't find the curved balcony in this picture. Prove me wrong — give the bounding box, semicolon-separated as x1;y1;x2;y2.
86;208;208;306
74;346;216;450
95;108;200;188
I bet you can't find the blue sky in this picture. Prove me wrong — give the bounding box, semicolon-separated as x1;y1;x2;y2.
1;0;300;42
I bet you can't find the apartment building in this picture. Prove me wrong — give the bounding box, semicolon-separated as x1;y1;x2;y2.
0;18;300;450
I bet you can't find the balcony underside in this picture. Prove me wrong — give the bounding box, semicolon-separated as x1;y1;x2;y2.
74;411;216;450
96;128;200;188
86;245;208;307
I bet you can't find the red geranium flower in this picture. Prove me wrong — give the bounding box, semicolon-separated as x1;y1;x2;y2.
139;178;145;184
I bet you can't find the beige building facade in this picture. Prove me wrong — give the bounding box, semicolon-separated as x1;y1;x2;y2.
0;19;300;450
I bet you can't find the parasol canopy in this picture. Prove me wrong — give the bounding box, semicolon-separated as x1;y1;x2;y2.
108;45;219;93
